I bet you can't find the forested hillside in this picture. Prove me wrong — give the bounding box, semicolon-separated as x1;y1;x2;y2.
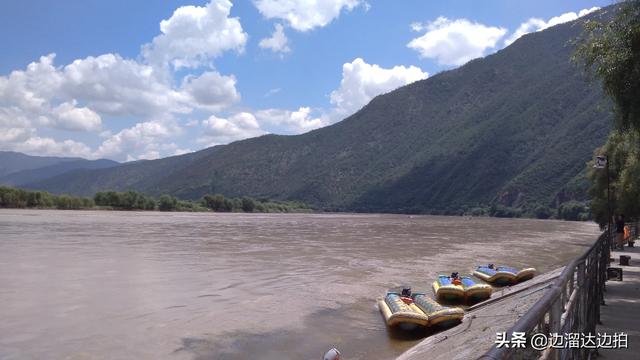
23;9;614;217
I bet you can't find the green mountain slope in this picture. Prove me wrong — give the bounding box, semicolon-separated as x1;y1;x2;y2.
27;11;613;214
0;151;81;177
0;158;118;187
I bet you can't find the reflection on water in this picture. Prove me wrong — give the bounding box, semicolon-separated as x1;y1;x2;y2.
0;210;598;359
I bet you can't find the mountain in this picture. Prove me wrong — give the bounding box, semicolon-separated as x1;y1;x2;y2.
24;9;615;214
0;152;118;187
0;151;80;177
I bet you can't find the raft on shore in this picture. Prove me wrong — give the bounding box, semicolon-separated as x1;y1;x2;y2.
378;292;464;329
432;274;492;303
473;265;536;285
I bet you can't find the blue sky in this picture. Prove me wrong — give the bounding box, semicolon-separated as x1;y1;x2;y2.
0;0;611;161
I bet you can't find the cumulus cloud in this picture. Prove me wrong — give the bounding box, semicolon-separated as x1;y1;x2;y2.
142;0;247;69
0;54;62;112
408;17;507;66
259;23;291;53
329;58;428;117
198;112;266;146
253;0;363;32
504;7;600;46
0;52;241;159
95;120;183;161
62;53;190;117
256;107;327;133
181;71;240;111
0;127;33;144
10;137;94;159
52;100;102;132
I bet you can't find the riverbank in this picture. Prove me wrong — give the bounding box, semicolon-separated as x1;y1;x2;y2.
0;186;314;213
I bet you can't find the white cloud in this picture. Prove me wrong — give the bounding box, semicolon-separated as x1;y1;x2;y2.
504;7;600;46
264;88;282;97
259;23;291;53
142;0;247;69
173;148;193;156
52;100;102;132
410;22;425;32
0;55;60;133
253;0;363;32
256;107;327;133
12;137;94;159
199;112;266;146
0;0;252;161
0;52;242;159
0;127;33;144
408;17;507;66
62;53;191;117
181;71;240;111
329;58;428;118
95;120;182;161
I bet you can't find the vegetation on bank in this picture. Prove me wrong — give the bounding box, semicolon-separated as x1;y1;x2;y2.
574;0;640;227
0;186;313;213
380;201;591;221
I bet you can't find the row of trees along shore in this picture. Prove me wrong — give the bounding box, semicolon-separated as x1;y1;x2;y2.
0;186;312;213
574;0;640;227
0;185;591;220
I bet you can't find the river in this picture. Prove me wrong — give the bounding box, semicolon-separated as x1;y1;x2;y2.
0;209;599;360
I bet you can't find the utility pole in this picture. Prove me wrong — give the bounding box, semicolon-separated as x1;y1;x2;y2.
607;155;612;251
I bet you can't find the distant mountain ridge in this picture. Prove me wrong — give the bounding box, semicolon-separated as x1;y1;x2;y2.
18;8;616;215
0;151;118;187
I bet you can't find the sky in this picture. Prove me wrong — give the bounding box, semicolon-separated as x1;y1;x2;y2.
0;0;612;162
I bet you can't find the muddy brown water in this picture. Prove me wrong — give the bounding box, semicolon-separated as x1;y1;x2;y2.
0;209;599;360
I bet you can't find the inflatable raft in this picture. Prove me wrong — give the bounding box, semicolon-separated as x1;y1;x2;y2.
433;274;492;303
432;274;465;301
378;290;464;329
378;292;429;328
473;265;536;285
461;275;493;302
498;265;536;283
412;293;464;327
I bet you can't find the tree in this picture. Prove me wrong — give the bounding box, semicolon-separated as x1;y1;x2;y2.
574;1;640;131
203;194;226;211
241;197;255;212
533;205;552;219
144;198;156;210
158;195;177;211
575;1;640;225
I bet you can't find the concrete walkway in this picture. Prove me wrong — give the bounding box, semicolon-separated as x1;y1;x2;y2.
597;244;640;359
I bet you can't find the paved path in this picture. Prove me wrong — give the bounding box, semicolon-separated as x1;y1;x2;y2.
597;244;640;359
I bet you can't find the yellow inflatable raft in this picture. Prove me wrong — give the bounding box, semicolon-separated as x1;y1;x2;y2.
378;293;429;327
378;291;464;329
432;275;465;301
412;293;464;326
433;274;492;303
473;265;516;285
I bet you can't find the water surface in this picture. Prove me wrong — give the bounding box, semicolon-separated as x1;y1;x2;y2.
0;210;599;359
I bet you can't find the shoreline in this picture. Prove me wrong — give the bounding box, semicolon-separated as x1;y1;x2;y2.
0;206;596;223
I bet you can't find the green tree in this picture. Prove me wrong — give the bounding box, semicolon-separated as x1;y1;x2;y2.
158;195;177;211
574;1;640;130
203;194;226;211
575;1;640;225
241;197;255;212
533;205;552;219
144;198;156;210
